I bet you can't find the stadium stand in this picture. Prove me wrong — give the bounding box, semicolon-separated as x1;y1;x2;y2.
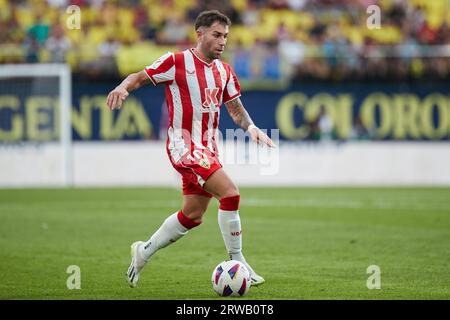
0;0;448;82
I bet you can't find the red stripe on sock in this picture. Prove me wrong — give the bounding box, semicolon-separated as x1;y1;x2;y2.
177;210;201;229
219;195;240;211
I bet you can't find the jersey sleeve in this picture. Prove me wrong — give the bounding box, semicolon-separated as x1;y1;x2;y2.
223;65;241;104
144;52;175;85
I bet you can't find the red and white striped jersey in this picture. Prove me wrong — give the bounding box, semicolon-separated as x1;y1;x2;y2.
144;48;241;160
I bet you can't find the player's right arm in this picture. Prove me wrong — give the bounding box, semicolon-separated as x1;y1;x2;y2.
106;52;175;110
106;71;150;110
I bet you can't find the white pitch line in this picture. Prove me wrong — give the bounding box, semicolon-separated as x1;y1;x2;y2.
1;198;449;212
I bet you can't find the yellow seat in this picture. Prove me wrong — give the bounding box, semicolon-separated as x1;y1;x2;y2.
426;0;447;29
38;47;50;63
117;8;134;29
229;25;255;48
81;7;100;25
0;0;10;21
116;41;176;76
410;0;447;29
230;0;247;12
260;9;282;33
15;7;35;29
77;41;99;63
65;50;78;70
342;25;364;46
365;25;403;44
175;0;196;12
87;26;108;45
65;28;83;45
280;10;302;33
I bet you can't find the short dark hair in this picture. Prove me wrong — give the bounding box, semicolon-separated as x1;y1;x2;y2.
194;10;231;31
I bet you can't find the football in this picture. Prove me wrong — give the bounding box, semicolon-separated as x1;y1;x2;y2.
211;260;251;297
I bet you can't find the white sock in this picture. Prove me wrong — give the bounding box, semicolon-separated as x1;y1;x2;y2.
140;212;188;261
218;209;256;275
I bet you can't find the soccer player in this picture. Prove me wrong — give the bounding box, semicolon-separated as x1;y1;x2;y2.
106;10;276;288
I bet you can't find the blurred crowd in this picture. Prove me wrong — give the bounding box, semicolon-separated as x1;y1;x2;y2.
0;0;449;82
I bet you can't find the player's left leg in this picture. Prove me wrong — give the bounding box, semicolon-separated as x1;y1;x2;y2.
127;188;211;288
204;168;265;286
138;193;211;258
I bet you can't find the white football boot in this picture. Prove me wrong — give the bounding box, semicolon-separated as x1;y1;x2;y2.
126;241;147;288
237;258;265;286
250;273;265;286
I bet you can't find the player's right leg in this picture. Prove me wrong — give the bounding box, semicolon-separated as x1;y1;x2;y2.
204;168;266;286
126;191;211;288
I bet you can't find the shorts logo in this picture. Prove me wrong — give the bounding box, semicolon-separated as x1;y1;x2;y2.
187;149;211;169
199;157;211;169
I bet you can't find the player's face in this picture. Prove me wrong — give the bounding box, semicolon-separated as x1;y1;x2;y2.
198;22;229;61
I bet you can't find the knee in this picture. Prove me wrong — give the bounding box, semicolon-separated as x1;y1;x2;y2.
222;184;239;199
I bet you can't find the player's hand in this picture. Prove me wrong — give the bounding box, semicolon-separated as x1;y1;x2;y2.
249;126;276;148
106;86;129;110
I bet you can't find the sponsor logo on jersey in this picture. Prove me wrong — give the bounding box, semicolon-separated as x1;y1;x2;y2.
202;88;220;111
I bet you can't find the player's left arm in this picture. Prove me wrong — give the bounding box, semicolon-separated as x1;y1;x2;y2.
225;97;276;148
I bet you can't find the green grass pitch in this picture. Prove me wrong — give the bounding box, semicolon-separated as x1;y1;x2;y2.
0;187;449;300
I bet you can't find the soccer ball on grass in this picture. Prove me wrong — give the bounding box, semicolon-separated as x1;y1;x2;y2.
211;260;251;297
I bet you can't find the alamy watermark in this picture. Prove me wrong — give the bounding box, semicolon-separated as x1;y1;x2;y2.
366;5;381;30
366;265;381;289
66;265;81;289
220;128;279;176
66;5;81;30
168;128;280;176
